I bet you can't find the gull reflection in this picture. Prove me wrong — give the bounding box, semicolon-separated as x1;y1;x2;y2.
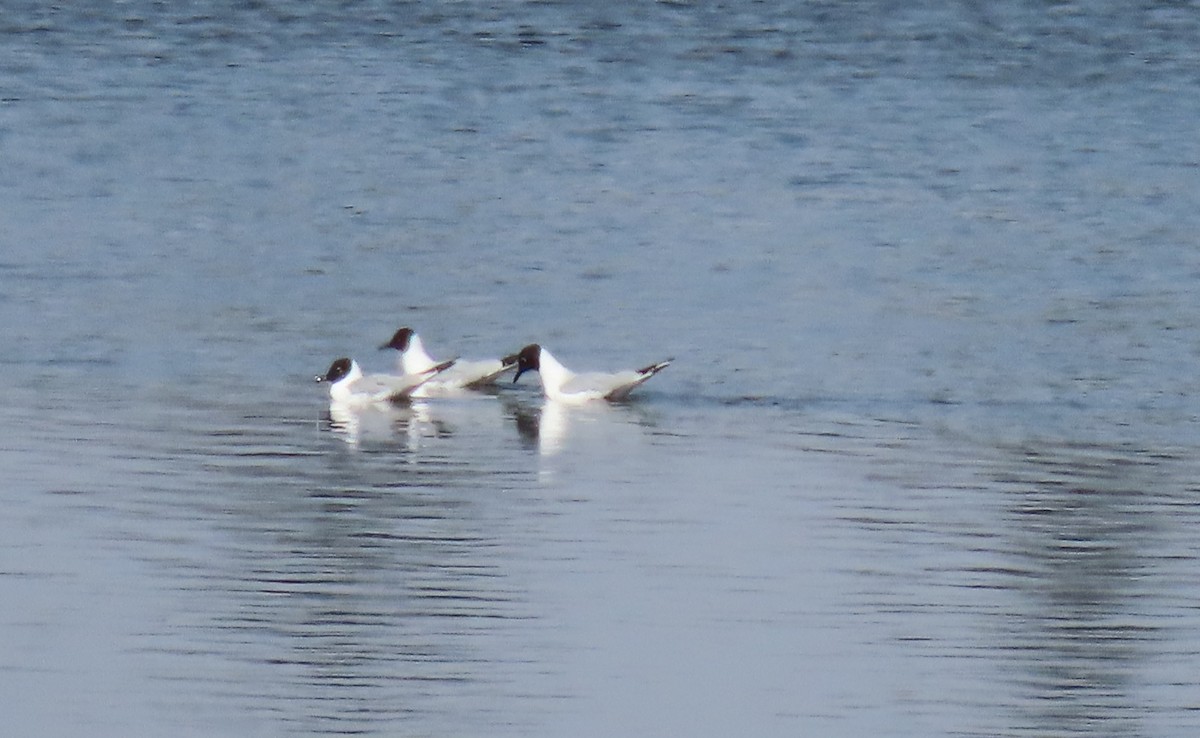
535;400;570;456
324;399;444;451
506;397;660;457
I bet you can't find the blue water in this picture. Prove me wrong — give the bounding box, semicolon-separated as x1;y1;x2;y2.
3;2;1200;736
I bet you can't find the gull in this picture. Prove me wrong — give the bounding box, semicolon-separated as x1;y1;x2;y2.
508;344;671;404
315;357;455;407
379;327;516;395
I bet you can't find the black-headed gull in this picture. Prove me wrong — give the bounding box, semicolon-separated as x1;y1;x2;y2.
379;327;516;394
315;357;455;406
507;344;671;403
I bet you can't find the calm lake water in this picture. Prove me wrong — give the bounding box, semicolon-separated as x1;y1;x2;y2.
4;2;1200;736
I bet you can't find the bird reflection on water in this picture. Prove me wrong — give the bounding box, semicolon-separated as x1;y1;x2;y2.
324;400;445;451
505;397;664;458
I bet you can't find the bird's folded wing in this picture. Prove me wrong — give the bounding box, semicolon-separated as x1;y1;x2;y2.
357;373;428;400
562;371;643;398
454;358;512;387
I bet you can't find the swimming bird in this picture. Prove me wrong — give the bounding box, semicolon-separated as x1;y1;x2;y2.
315;357;455;406
508;344;671;403
379;327;516;394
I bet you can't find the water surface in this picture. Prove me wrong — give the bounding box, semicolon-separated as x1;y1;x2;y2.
3;2;1200;736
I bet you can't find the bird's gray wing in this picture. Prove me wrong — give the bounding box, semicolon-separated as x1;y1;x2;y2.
562;371;643;399
357;373;428;401
452;358;514;388
602;360;672;400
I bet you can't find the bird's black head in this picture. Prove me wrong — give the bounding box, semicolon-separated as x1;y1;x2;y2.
379;327;414;352
316;357;353;384
511;344;541;384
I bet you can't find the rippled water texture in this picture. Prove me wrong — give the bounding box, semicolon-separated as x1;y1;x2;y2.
3;2;1200;736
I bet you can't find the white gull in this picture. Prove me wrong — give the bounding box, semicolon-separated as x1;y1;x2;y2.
508;343;671;404
315;357;455;407
379;327;515;395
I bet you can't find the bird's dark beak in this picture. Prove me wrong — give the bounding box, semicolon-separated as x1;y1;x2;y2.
513;367;526;384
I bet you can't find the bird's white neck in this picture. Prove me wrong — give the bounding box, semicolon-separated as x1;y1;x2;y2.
401;334;438;374
537;348;574;398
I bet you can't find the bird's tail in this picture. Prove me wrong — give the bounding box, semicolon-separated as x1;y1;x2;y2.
637;359;673;376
